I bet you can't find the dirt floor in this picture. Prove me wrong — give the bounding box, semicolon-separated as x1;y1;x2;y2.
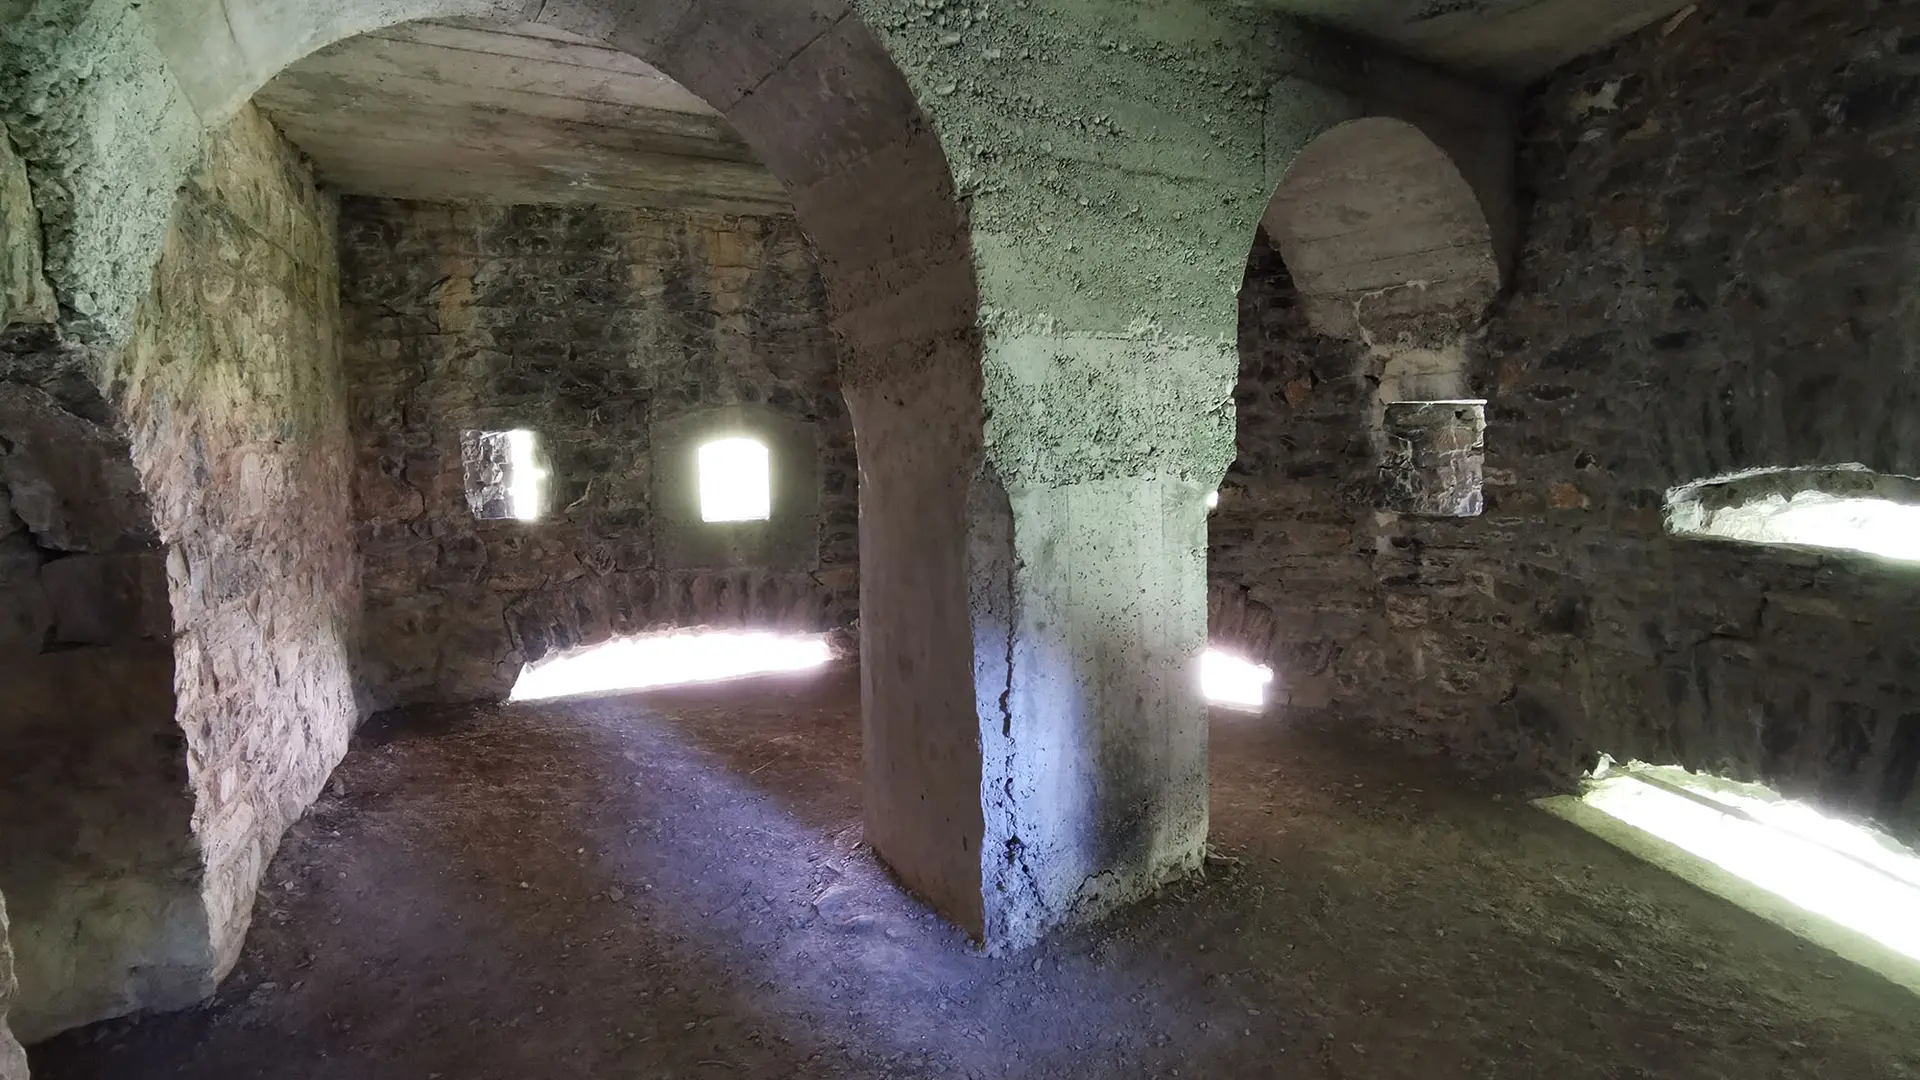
31;664;1920;1079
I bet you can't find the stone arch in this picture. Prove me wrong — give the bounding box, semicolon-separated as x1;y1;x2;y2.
1209;113;1506;710
0;0;980;1039
3;0;975;365
1260;116;1501;353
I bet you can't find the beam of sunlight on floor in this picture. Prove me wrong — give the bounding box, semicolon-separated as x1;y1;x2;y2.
510;630;832;702
1202;648;1273;710
1543;761;1920;991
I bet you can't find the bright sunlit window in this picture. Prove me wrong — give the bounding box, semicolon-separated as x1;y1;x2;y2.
1545;759;1920;977
1689;491;1920;561
1667;465;1920;562
698;437;771;523
1202;648;1273;711
510;630;833;702
463;428;547;522
505;429;544;521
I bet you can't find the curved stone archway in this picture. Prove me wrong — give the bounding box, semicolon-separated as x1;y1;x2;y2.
3;0;1530;1052
1209;112;1509;713
1262;116;1502;349
0;0;984;1040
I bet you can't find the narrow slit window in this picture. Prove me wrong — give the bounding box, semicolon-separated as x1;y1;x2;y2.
1667;465;1920;562
698;437;771;523
462;428;546;522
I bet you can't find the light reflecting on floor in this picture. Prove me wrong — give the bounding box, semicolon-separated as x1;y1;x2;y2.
1573;764;1920;966
510;630;832;702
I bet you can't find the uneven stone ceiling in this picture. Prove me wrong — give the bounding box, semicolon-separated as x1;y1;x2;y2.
1254;0;1697;82
253;19;789;216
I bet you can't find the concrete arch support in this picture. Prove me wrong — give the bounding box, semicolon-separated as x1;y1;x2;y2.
0;0;1525;1008
0;0;992;1033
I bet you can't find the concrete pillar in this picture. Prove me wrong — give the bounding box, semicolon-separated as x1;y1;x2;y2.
855;0;1281;950
856;0;1510;951
0;892;26;1080
968;331;1233;948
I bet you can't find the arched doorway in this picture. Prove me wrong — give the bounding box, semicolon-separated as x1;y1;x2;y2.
1209;116;1504;715
0;0;981;1038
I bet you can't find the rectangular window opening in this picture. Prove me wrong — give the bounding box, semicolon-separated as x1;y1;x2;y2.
1667;466;1920;563
699;436;771;523
510;630;832;702
1202;648;1274;711
463;428;546;522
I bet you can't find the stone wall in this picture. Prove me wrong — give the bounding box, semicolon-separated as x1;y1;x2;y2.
0;104;357;1039
0;895;22;1080
0;126;53;330
0;181;206;1047
1215;0;1920;844
1210;231;1378;711
113;102;361;994
340;198;856;708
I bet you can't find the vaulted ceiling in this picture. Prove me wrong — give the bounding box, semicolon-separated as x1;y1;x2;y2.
1259;0;1695;82
253;2;1694;216
253;19;790;216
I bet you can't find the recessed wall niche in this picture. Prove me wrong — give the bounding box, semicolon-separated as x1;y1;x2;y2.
1379;400;1486;517
654;405;819;571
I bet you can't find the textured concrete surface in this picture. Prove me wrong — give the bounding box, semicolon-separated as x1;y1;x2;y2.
858;0;1512;950
1253;0;1695;83
340;197;856;709
1261;116;1501;345
254;20;791;215
852;360;986;937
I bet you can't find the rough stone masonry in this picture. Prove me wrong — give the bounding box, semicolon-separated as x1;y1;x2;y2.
0;103;359;1040
1210;0;1920;845
340;198;858;710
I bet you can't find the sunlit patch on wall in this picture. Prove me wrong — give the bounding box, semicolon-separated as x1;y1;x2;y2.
699;437;772;523
1667;464;1920;562
1202;648;1273;711
510;630;832;702
1540;758;1920;994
